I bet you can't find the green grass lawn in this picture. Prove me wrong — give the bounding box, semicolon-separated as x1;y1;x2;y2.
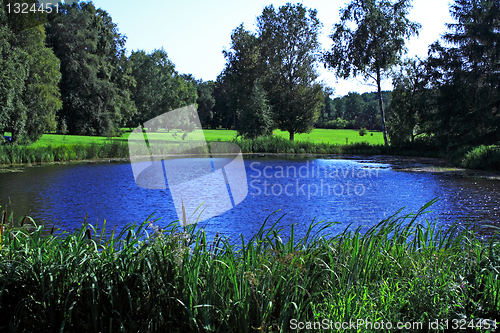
30;128;383;147
273;128;384;145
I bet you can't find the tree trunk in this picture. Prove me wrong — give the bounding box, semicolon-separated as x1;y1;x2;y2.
376;67;389;146
289;131;294;141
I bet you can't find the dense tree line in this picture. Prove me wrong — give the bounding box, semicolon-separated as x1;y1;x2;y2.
388;0;500;148
316;91;391;130
126;49;197;131
46;2;137;136
0;0;498;151
0;1;197;142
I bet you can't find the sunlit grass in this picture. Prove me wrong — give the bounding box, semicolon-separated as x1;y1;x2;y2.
1;200;499;332
272;128;384;145
30;128;382;147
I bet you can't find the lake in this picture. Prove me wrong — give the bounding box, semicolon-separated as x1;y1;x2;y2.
0;156;499;242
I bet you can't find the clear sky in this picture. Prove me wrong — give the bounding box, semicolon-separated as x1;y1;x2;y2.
87;0;453;97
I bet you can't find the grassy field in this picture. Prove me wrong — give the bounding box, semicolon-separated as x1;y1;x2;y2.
273;128;384;145
29;128;384;147
1;201;499;331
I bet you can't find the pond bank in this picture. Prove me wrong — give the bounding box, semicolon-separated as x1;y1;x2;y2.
1;210;499;331
2;153;500;181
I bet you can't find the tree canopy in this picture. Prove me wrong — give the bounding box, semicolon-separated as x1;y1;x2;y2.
128;49;197;131
324;0;420;145
46;2;136;136
0;0;61;144
426;0;500;146
258;3;324;141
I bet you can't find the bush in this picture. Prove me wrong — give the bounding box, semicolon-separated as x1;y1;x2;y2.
461;145;500;171
359;127;368;136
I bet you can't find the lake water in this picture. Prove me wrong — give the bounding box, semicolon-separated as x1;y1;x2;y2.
0;157;499;242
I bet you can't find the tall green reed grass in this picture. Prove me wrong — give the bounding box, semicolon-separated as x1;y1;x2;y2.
0;142;129;165
1;201;499;332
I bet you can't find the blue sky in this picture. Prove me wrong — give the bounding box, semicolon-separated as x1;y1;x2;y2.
87;0;453;97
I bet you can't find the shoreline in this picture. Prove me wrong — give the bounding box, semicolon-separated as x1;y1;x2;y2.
1;152;500;180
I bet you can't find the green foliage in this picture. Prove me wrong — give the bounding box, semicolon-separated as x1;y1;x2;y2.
258;3;324;140
45;2;136;136
0;141;128;164
1;202;499;331
212;73;233;130
387;58;432;145
358;127;367;136
461;145;500;171
325;0;421;146
0;0;61;144
237;82;273;139
128;49;197;129
222;24;262;131
426;0;500;147
317;117;355;130
196;80;215;128
317;91;390;130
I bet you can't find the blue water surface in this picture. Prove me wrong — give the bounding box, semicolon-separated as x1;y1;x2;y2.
0;157;499;241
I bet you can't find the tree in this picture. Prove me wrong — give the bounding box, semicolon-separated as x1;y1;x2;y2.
388;58;433;144
426;0;500;146
0;1;27;139
212;72;232;130
223;24;263;129
324;0;420;146
128;49;197;130
343;92;366;128
46;2;136;136
257;3;324;141
1;0;61;143
237;81;273;139
196;80;215;128
10;24;61;143
316;88;336;126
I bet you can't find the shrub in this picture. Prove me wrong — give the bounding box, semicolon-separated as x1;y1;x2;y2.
359;127;368;136
461;145;500;171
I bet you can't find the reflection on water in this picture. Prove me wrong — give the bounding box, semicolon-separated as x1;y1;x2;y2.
0;157;499;241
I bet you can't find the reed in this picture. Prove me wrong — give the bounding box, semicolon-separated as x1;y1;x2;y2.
0;142;129;165
0;201;499;332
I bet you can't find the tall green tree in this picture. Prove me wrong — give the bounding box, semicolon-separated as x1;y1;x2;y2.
0;0;26;139
237;81;273;139
1;0;61;143
46;2;135;136
196;80;215;129
222;24;264;131
257;3;324;141
426;0;500;146
324;0;420;146
128;49;197;130
212;72;232;130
